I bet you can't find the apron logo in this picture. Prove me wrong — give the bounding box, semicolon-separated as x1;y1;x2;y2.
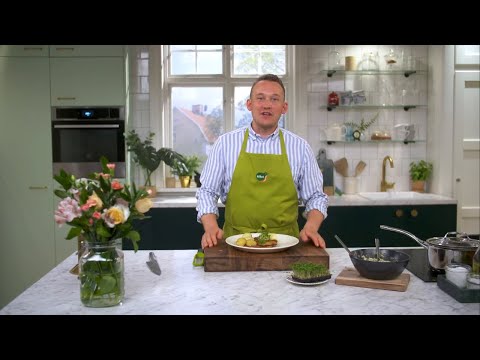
256;172;268;182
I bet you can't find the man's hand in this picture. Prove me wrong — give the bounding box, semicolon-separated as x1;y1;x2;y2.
201;214;223;249
299;209;326;248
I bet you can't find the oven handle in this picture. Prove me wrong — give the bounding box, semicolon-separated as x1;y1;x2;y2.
53;124;120;129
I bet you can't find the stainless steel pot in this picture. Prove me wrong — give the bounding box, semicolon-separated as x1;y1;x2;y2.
380;225;480;270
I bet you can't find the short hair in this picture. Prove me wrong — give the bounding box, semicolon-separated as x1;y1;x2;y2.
249;74;286;99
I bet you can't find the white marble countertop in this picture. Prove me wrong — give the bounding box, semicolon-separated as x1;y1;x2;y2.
151;191;456;208
1;248;476;315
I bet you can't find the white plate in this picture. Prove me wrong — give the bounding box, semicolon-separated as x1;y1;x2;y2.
225;233;299;253
285;274;330;286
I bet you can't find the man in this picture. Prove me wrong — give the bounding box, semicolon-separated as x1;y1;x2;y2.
196;74;328;249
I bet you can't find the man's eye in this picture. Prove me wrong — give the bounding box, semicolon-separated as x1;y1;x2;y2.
256;97;264;101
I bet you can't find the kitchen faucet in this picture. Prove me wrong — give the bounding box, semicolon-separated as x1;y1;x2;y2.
381;156;395;192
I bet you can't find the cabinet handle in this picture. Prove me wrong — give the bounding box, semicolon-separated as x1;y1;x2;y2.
410;209;418;217
54;47;75;51
23;47;44;51
395;209;403;218
57;97;76;101
29;186;48;190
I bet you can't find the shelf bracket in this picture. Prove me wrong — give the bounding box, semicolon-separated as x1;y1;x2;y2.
403;105;416;111
327;70;336;77
404;70;417;78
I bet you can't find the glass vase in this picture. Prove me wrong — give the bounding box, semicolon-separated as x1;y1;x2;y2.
79;239;124;307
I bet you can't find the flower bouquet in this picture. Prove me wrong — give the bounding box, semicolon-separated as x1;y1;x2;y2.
54;156;153;307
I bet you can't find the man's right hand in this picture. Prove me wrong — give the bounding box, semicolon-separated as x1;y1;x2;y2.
201;214;223;249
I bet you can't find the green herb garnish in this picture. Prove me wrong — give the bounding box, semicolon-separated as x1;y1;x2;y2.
256;223;270;245
291;262;330;280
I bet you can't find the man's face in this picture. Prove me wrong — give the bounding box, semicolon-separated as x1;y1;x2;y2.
247;80;287;131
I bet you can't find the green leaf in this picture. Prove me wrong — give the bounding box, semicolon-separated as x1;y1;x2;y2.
66;227;82;240
126;230;141;242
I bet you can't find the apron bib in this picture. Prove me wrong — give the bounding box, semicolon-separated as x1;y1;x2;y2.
224;128;299;238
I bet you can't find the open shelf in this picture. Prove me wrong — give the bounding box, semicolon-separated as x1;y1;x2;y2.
325;140;425;145
321;104;427;111
321;69;427;78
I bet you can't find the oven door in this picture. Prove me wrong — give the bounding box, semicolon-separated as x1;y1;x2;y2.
52;120;125;178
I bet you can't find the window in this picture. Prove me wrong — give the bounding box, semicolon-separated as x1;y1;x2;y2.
163;45;290;174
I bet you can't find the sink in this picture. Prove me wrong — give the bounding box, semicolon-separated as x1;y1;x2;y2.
358;191;434;200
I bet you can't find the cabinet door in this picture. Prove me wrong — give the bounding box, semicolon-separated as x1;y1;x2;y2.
124;208;226;250
49;45;124;57
298;205;457;248
0;57;55;309
455;45;480;66
454;71;480;235
50;57;125;106
0;45;49;57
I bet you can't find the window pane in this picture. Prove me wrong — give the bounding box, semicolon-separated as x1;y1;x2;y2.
234;87;252;128
234;86;285;129
233;45;286;76
197;52;222;74
172;87;223;165
171;52;195;75
170;45;223;75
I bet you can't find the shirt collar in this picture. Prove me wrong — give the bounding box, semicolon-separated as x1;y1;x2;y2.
248;124;280;141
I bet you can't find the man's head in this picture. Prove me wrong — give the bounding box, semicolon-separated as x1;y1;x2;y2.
247;74;288;135
249;74;286;100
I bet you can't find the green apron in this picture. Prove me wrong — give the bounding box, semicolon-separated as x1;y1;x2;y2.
223;128;299;238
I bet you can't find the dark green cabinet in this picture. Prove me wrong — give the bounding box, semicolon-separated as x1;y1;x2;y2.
125;204;457;250
123;208;225;250
299;204;457;248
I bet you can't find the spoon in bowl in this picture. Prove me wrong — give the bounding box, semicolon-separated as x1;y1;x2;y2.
334;235;351;255
375;238;380;260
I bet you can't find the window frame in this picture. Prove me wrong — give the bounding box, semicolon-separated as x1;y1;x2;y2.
154;45;294;190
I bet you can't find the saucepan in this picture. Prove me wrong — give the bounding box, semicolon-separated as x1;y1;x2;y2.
380;225;479;270
334;235;410;280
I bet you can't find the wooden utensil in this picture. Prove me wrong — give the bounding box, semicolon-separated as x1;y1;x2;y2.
355;160;367;176
334;157;349;177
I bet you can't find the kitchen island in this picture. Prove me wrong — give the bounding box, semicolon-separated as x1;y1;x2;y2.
1;248;477;315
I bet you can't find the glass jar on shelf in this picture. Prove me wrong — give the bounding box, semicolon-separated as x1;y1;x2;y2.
384;48;398;69
328;49;342;70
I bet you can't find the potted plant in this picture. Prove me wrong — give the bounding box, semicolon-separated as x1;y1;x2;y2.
125;130;184;196
171;155;202;188
409;160;433;192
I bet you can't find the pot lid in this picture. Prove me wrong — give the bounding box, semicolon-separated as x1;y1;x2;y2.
427;233;480;250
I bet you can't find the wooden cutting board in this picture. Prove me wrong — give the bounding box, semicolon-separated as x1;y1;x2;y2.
204;240;329;272
335;267;410;292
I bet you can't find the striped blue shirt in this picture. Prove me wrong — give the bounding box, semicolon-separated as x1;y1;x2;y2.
196;125;328;223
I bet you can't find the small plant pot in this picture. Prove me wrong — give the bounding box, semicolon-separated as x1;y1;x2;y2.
411;180;425;193
179;176;191;188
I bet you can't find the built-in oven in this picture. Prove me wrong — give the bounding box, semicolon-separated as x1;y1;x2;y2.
52;106;126;178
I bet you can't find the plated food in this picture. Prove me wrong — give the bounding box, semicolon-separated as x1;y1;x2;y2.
225;233;299;253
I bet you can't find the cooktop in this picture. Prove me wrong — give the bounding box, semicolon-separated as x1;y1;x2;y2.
400;247;445;282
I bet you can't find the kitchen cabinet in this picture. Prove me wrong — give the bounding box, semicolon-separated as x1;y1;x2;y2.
0;45;49;57
49;45;124;57
0;55;56;309
50;57;125;106
123;208;223;250
298;204;457;248
453;70;480;235
455;45;480;66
